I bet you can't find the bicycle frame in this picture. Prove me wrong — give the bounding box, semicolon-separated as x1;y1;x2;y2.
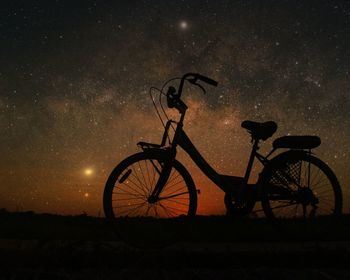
142;118;274;197
176;126;271;192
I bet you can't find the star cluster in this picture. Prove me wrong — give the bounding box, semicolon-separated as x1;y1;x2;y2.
0;1;349;215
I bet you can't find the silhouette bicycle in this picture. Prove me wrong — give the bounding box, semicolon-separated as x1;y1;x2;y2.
103;73;342;245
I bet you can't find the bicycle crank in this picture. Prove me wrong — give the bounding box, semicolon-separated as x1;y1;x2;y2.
224;191;256;217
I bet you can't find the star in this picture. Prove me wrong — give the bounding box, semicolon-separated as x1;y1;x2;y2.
84;168;93;176
179;20;188;30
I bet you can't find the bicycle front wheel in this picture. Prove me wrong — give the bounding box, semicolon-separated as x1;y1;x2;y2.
103;151;197;246
260;152;342;219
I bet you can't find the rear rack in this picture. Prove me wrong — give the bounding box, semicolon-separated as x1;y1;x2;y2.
137;142;163;149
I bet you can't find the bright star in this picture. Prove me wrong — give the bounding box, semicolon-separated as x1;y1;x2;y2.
180;20;188;30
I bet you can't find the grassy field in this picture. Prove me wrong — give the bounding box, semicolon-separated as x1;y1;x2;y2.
0;210;350;279
1;210;350;243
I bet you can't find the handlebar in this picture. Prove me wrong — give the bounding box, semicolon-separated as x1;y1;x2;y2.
177;73;218;99
195;74;218;87
166;73;218;114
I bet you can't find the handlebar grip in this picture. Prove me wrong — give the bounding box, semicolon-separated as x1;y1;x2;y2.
196;74;218;87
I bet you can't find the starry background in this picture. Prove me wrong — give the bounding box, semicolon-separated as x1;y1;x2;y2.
1;0;349;216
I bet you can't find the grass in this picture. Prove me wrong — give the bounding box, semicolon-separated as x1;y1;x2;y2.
0;210;350;270
1;210;349;243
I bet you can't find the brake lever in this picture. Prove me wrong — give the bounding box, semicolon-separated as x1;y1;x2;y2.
194;82;206;94
187;77;206;94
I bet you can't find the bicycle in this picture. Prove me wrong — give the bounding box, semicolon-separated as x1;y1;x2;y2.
103;73;342;246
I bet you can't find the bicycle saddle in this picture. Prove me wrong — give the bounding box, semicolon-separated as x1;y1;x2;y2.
241;120;277;141
273;136;321;150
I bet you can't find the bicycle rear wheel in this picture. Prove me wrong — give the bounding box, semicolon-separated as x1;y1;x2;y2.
260;152;342;219
103;151;197;247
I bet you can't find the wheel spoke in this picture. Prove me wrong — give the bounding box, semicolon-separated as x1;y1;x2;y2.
160;204;187;214
112;197;144;201
116;202;148;216
113;201;147;208
165;198;189;207
144;160;152;194
106;155;195;219
158;202;177;217
132;163;149;195
121;177;148;197
262;154;341;219
137;161;150;194
113;187;145;198
159;191;190;200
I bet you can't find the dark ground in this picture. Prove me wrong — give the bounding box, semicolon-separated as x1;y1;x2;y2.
0;210;350;279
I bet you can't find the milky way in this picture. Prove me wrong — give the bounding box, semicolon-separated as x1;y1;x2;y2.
1;1;349;215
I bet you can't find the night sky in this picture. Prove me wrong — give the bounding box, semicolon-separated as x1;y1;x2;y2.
1;1;349;216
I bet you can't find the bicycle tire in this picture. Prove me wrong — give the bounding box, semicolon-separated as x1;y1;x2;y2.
103;151;197;247
260;151;342;219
